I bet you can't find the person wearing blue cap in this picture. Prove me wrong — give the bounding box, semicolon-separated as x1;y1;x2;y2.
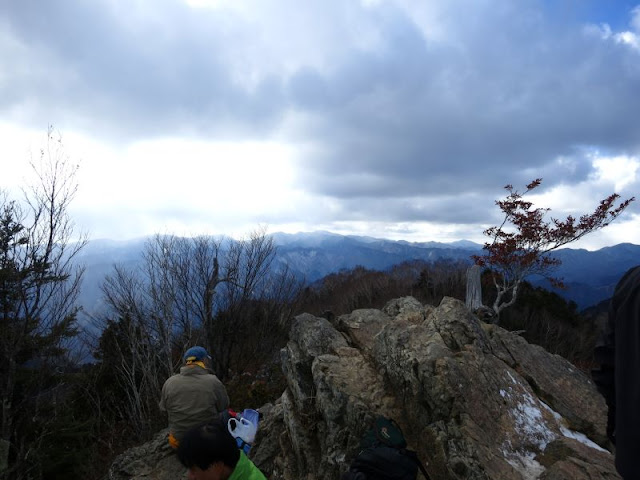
160;346;230;448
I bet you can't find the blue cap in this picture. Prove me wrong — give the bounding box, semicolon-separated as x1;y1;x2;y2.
183;346;210;362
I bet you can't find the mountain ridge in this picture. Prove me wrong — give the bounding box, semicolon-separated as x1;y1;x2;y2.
74;232;640;319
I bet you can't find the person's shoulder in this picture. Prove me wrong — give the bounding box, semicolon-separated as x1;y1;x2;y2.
202;373;226;390
161;372;182;391
164;372;181;383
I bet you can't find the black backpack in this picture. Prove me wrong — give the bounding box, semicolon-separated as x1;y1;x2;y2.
341;416;431;480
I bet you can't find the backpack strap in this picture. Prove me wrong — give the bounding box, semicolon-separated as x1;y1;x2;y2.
414;457;431;480
403;449;431;480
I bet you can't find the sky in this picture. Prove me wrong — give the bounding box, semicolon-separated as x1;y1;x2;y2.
1;0;639;250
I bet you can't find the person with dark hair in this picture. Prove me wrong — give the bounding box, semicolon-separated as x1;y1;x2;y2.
592;265;640;479
177;420;267;480
160;346;230;448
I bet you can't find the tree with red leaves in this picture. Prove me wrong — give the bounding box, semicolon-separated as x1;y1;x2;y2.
473;178;634;318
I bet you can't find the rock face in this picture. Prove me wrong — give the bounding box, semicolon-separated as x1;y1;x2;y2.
107;428;187;480
252;296;617;480
108;296;618;480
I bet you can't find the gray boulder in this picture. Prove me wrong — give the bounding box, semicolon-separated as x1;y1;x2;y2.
107;429;186;480
252;296;617;480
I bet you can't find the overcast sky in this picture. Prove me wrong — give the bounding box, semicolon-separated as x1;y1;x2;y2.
1;0;639;250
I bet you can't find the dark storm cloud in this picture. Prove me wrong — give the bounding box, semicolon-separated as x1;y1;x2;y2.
1;0;638;232
335;192;498;225
0;0;285;139
288;4;640;200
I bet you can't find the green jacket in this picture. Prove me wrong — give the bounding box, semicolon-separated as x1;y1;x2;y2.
159;365;229;441
229;451;267;480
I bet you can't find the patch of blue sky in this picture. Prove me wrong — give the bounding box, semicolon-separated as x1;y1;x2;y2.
541;0;638;30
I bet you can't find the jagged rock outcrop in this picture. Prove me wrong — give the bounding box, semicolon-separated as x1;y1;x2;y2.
252;296;617;480
107;428;187;480
108;296;617;480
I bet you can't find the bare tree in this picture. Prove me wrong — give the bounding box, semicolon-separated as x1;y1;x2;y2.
0;128;86;479
211;232;303;377
141;234;182;380
96;226;301;436
96;263;167;438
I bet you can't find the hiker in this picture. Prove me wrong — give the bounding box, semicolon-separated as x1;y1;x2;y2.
177;420;267;480
160;346;230;448
592;265;640;479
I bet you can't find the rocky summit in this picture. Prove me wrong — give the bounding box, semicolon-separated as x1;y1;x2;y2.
109;296;618;480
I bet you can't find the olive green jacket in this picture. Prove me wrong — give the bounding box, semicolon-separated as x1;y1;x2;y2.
159;365;229;441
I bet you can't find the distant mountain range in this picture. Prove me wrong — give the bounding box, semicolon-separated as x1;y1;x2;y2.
74;231;640;321
269;231;483;282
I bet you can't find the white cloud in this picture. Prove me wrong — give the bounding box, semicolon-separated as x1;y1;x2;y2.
1;1;639;248
70;135;306;238
182;0;235;8
527;152;638;213
585;6;640;51
615;31;640;50
591;154;639;191
585;23;613;40
507;151;639;250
